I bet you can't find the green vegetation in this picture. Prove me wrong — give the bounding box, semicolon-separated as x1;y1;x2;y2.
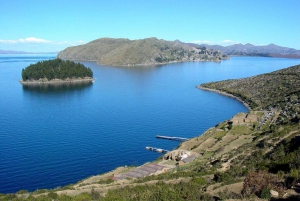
230;125;252;135
21;58;93;81
57;37;228;66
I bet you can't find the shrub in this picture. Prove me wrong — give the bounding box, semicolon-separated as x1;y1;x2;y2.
191;177;207;186
260;188;271;199
213;172;232;182
16;190;29;194
73;192;92;201
242;170;282;196
48;191;58;199
91;188;102;200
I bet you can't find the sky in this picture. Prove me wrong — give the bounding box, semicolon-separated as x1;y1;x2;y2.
1;0;300;52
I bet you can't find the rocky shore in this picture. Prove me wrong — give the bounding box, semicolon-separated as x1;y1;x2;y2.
197;85;251;110
19;77;94;85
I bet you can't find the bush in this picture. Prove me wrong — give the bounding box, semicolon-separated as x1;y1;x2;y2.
48;191;58;199
260;188;271;199
73;192;92;201
91;188;102;200
191;177;207;186
213;172;232;182
217;188;243;200
33;189;47;194
242;170;282;196
16;190;29;194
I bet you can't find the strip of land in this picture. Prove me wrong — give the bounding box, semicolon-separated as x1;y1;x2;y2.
19;77;94;85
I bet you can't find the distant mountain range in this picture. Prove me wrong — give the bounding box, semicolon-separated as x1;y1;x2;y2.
0;49;59;54
199;43;300;58
2;41;300;59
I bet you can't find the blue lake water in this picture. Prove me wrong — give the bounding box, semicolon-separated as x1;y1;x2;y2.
0;55;300;193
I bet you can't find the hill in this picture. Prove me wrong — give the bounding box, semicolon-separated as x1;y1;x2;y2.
3;64;300;200
201;43;300;58
57;37;228;66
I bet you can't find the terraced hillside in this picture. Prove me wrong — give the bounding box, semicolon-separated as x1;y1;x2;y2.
57;37;228;66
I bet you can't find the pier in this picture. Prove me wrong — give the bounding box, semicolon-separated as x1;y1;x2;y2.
146;146;169;153
156;135;189;141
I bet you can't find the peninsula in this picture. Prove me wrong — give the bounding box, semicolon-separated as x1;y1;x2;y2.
57;37;228;66
20;58;94;84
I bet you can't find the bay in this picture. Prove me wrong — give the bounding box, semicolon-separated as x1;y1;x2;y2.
0;55;299;193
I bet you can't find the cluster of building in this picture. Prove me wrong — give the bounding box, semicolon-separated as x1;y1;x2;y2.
257;107;275;129
163;149;199;166
280;97;300;120
229;113;258;125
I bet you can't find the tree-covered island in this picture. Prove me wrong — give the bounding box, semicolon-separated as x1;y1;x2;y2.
20;58;93;84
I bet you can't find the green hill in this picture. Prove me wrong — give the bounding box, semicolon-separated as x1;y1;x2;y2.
57;37;228;66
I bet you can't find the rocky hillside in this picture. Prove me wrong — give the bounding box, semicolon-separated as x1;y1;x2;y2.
57;37;228;66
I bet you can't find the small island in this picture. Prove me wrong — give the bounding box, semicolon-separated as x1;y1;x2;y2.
20;59;94;84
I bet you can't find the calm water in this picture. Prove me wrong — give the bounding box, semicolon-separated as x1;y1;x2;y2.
1;55;300;193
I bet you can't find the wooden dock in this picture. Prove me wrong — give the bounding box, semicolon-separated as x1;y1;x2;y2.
156;135;189;141
146;146;169;153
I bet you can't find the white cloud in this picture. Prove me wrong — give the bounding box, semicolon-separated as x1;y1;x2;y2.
221;40;241;45
0;37;85;45
0;37;49;43
222;40;234;43
191;40;214;44
191;39;241;46
0;39;18;44
53;40;85;45
19;37;50;43
0;37;86;52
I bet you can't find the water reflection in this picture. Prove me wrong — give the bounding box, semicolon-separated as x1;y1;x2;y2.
22;81;93;94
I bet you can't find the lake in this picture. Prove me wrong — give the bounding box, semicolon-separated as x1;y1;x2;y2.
0;55;299;193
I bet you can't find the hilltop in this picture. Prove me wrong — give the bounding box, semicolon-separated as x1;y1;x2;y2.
3;64;300;200
57;37;228;66
202;43;300;58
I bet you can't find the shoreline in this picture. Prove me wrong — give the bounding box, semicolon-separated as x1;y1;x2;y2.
19;77;95;85
97;59;223;67
57;58;224;67
197;85;252;111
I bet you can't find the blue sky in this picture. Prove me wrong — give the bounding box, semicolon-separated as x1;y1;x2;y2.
1;0;300;52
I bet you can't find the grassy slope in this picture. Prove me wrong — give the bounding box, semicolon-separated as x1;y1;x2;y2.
2;64;300;201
